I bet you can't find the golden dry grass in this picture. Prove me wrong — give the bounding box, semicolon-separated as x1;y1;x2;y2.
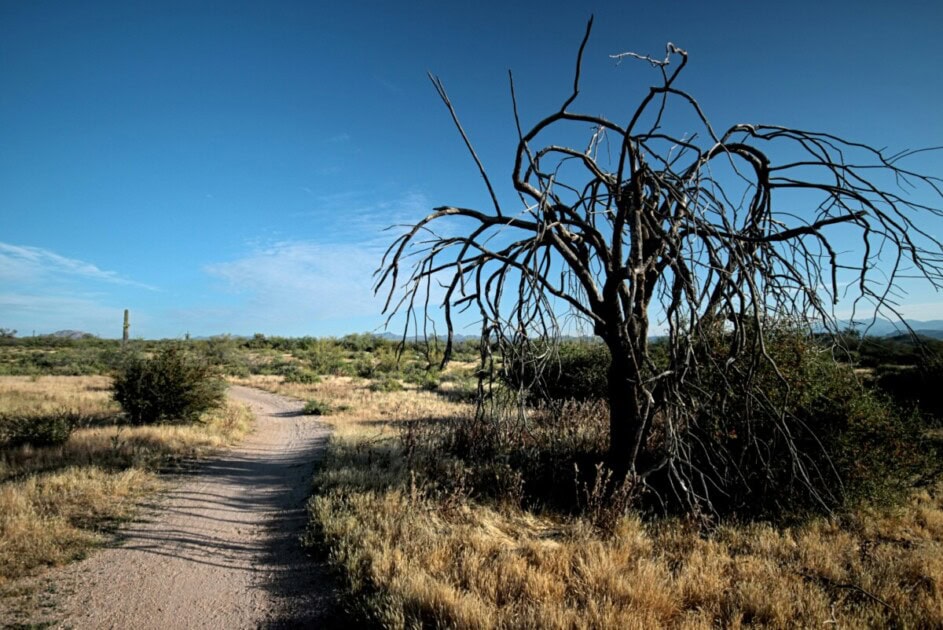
0;375;118;420
0;376;253;585
0;467;160;585
280;373;943;629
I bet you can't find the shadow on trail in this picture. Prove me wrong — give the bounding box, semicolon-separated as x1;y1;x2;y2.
106;394;347;627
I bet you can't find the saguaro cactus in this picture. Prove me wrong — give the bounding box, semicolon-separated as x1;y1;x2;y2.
122;309;130;346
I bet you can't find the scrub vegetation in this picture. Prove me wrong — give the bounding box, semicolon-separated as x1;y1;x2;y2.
221;332;941;628
0;346;251;587
2;331;941;626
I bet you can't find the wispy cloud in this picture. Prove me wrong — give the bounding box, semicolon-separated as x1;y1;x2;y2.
327;132;352;144
203;240;384;331
0;242;156;290
172;189;435;336
376;77;403;95
0;243;157;336
290;189;431;243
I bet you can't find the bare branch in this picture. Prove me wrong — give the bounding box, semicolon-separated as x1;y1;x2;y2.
376;18;943;516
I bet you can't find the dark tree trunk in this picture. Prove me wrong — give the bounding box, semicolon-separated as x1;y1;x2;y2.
606;344;642;478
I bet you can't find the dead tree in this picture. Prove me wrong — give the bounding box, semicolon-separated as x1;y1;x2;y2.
375;18;943;512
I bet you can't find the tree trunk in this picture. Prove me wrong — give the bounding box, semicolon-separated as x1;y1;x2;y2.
607;348;642;478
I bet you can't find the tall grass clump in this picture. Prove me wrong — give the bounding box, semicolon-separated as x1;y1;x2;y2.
112;346;225;425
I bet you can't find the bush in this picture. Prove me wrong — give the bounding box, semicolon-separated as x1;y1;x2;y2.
302;399;332;416
424;329;940;521
112;347;225;425
0;412;75;448
504;341;610;402
282;365;321;384
370;377;404;393
305;341;349;376
678;330;940;516
875;353;943;425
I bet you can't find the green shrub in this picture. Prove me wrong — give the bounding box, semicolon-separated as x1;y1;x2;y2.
302;399;332;416
504;341;610;402
339;333;383;353
875;353;943;425
282;365;321;384
372;346;402;376
402;362;440;387
681;330;940;516
306;342;349;376
419;374;440;392
112;347;225;425
370;377;404;393
427;329;940;521
0;412;75;448
353;355;376;378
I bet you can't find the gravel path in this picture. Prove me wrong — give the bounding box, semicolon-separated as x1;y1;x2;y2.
48;386;341;629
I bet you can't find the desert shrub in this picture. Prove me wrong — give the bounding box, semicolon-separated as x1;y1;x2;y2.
0;342;121;376
414;329;939;521
339;333;384;353
352;354;376;378
282;365;321;384
302;399;332;416
856;335;943;369
436;372;478;403
396;395;610;518
402;363;440;389
112;347;225;425
875;353;943;424
195;336;253;376
254;358;294;376
503;341;610;402
370;377;404;393
418;374;440;392
372;346;402;376
449;338;481;362
0;412;75;448
305;341;352;376
677;329;940;517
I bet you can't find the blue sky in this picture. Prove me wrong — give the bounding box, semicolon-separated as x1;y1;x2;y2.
2;0;942;338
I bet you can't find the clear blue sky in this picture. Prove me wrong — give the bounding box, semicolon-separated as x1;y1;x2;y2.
2;0;942;338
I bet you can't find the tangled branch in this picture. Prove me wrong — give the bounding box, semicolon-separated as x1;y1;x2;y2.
375;19;943;513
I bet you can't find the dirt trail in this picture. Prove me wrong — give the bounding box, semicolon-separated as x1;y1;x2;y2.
48;386;340;629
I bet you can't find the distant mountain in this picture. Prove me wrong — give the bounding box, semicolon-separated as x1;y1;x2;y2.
49;330;96;339
838;318;943;338
885;330;943;342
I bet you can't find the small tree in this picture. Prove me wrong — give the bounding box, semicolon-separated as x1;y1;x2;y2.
376;19;943;513
113;346;225;425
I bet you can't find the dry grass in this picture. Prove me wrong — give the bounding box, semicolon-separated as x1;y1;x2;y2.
0;375;118;420
1;377;252;482
283;373;943;628
0;467;160;585
0;376;253;585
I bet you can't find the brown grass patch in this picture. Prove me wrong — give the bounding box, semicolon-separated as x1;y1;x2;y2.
299;375;943;628
0;467;159;585
0;375;118;420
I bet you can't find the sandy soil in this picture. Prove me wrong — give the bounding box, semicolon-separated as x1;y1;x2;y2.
15;386;342;629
